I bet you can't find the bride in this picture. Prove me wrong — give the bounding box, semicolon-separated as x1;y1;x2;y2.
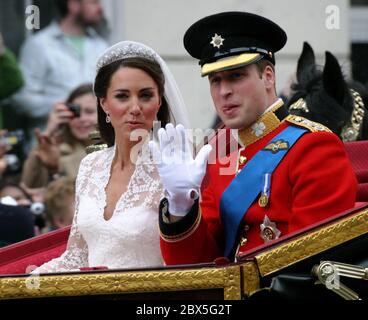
33;41;190;272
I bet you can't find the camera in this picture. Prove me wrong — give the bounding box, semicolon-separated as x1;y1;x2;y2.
30;202;45;216
66;103;81;118
0;129;24;147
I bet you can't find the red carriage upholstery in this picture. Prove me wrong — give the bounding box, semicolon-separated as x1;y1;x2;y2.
344;141;368;203
0;226;70;275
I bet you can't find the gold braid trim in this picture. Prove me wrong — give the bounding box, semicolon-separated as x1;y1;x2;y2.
285;115;331;132
160;208;202;242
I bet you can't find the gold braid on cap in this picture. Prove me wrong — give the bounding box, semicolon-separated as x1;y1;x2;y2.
341;89;366;142
289;90;366;142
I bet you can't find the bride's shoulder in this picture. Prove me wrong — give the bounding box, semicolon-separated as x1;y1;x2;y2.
80;146;113;167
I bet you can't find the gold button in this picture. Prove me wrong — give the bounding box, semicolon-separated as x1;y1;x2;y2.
239;156;247;165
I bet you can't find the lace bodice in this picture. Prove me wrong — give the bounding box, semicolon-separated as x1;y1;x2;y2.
34;144;164;273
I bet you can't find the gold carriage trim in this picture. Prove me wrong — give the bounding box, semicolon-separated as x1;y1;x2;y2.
241;261;260;297
285;115;331;133
254;207;368;277
160;208;202;242
0;264;242;300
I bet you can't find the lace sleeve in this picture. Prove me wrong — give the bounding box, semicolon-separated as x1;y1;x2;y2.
32;156;91;274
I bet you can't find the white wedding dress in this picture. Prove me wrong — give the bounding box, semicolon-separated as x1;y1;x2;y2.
34;144;164;273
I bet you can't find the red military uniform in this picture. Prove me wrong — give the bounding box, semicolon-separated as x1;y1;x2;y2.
159;103;357;265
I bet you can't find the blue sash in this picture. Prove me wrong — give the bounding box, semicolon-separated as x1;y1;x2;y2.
220;126;308;258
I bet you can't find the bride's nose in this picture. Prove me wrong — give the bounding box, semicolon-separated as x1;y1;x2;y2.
129;101;142;116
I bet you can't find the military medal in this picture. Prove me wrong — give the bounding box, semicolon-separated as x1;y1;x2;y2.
258;194;268;207
258;173;271;207
260;215;281;242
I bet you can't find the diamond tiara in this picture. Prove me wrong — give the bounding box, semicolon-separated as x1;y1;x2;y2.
96;42;158;72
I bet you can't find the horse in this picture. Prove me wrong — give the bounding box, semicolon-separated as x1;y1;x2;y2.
286;42;368;141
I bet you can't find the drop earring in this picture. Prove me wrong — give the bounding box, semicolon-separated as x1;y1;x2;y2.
105;112;111;123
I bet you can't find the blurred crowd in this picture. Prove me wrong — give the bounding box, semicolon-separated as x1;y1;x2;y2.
0;0;107;247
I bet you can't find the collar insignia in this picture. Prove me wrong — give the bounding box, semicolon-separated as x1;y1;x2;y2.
251;122;266;137
238;99;285;147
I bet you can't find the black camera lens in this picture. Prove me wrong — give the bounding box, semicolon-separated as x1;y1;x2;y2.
66;103;81;118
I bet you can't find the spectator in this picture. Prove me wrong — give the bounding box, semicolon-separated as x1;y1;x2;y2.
12;0;108;150
0;32;23;101
0;32;24;131
44;177;75;231
0;204;35;247
21;83;97;188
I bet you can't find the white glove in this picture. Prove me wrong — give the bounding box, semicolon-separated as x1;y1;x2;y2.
149;123;212;216
0;33;5;56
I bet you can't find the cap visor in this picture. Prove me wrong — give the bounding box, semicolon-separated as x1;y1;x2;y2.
201;53;261;76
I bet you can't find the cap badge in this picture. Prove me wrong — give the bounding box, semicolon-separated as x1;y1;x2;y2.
210;33;225;49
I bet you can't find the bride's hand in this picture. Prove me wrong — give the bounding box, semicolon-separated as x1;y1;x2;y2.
149;123;212;216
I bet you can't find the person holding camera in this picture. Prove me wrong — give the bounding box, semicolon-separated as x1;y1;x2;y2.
21;83;97;188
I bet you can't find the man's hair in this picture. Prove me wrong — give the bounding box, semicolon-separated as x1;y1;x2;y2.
66;83;93;104
255;59;275;78
55;0;80;18
255;59;277;93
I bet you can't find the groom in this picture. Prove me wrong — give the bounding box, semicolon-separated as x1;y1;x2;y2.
150;11;357;264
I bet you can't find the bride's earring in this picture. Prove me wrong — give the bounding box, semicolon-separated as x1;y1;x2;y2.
105;112;111;123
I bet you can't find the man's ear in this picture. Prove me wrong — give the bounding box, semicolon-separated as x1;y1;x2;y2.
263;65;276;89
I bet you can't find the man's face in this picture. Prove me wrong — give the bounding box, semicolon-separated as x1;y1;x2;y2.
208;64;270;129
78;0;103;26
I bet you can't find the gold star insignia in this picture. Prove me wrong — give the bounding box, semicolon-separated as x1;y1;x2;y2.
210;33;225;49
